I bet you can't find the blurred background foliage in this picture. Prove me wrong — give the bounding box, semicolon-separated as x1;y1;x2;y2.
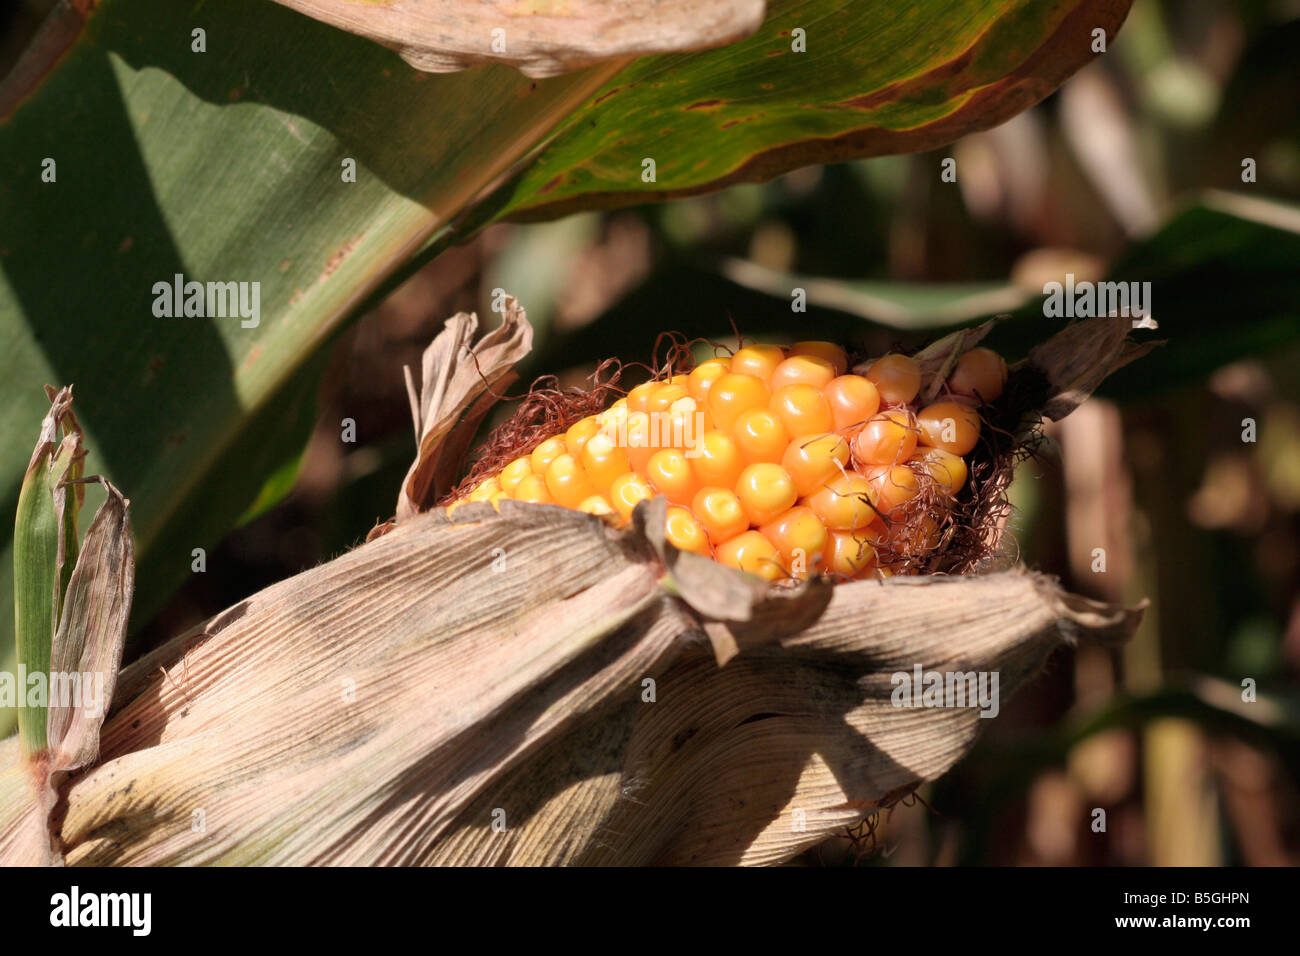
4;0;1299;864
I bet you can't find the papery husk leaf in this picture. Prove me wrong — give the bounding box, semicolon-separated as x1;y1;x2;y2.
269;0;766;78
1026;314;1159;421
47;478;134;774
392;298;533;523
38;500;1141;867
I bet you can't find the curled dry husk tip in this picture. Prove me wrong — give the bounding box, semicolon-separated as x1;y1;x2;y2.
270;0;766;78
2;301;1150;866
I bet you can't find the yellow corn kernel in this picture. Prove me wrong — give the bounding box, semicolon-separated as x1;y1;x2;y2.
499;456;534;495
806;472;876;530
609;472;656;521
864;354;921;406
735;462;797;526
715;530;784;581
467;477;502;502
513;473;554;504
664;505;710;555
760;506;828;578
916;401;981;456
530;436;568;472
824;374;881;432
730;344;786;381
782;432;851;497
645;448;698;505
790;341;848;376
544;453;599;509
706;373;771;432
770;383;834;438
732;407;790;464
691;486;749;545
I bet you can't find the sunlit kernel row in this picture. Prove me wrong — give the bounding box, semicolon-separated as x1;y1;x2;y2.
449;340;1007;581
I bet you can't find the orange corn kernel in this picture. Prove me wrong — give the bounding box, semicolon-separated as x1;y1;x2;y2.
691;486;750;545
823;374;881;432
823;530;877;576
581;431;631;492
687;358;731;403
732;407;791;464
790;341;848;376
782;432;851;496
608;472;656;521
689;429;746;490
730;344;786;381
760;506;828;578
544;454;599;509
646;383;690;414
864;354;921;406
530;436;568;472
706;373;772;432
911;447;967;494
577;494;615;516
499;456;534;495
770;355;836;392
625;381;660;414
512;474;555;504
715;530;784;581
665;505;711;555
645;448;699;505
771;383;835;438
564;416;601;458
851;408;919;466
947;347;1007;404
735;463;798;525
865;463;921;520
916;401;981;456
806;472;877;530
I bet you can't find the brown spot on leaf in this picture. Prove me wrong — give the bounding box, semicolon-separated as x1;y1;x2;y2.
685;98;724;111
322;234;364;281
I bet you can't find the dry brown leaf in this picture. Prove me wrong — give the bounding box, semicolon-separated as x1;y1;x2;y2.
1026;314;1159;421
270;0;766;78
36;501;1140;866
394;297;533;522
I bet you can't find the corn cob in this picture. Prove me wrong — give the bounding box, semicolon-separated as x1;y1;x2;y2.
449;341;1007;582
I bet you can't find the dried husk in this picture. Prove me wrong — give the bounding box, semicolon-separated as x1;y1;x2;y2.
0;307;1149;866
269;0;766;78
3;388;134;866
